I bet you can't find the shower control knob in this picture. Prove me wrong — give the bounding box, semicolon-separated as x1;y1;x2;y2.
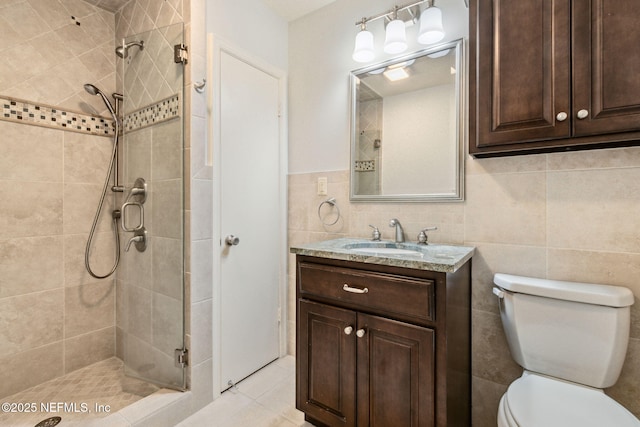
225;235;240;246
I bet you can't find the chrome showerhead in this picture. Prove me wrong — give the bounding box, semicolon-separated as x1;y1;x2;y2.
115;40;144;59
84;83;116;121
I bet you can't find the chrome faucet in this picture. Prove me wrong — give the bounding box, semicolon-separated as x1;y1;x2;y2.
389;218;405;243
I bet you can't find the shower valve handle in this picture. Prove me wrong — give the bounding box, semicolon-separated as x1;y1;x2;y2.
125;228;147;253
125;235;143;252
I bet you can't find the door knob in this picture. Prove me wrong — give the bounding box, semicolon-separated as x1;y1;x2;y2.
556;112;568;122
225;235;240;246
356;329;366;338
577;109;589;120
344;326;353;335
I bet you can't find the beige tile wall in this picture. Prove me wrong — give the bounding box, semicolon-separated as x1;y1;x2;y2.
288;146;640;425
0;0;129;401
0;0;116;117
0;2;118;399
0;118;117;398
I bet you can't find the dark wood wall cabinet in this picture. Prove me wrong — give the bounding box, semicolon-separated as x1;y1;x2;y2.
295;256;471;427
469;0;640;157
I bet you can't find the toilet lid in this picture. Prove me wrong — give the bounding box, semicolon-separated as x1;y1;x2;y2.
505;374;640;427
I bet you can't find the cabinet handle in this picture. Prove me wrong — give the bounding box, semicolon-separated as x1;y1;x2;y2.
344;326;353;335
342;284;369;294
577;109;589;120
556;112;568;122
356;329;366;338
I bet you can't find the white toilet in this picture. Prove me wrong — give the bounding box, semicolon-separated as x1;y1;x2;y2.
493;273;640;427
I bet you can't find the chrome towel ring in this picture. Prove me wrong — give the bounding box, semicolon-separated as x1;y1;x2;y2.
317;197;341;226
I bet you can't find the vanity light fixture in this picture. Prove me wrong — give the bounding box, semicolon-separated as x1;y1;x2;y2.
418;0;445;44
384;6;408;54
352;0;449;63
352;19;375;63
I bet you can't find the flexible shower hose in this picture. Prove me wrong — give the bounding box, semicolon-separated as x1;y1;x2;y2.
85;120;121;279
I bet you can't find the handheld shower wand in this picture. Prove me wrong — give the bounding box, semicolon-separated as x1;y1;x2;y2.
83;83;117;121
83;83;122;279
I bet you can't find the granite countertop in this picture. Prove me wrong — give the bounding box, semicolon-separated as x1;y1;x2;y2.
290;238;475;273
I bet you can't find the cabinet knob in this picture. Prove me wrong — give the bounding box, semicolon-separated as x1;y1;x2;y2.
344;326;353;335
356;329;366;338
577;109;589;120
556;112;568;122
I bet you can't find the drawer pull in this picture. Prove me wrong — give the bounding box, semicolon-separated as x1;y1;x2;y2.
344;326;353;335
356;329;366;338
343;284;369;294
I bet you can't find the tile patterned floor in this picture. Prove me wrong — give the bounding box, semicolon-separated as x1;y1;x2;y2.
1;356;309;427
0;358;157;427
177;356;314;427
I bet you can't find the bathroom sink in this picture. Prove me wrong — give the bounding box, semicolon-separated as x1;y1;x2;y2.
342;241;462;260
349;247;424;256
290;238;475;273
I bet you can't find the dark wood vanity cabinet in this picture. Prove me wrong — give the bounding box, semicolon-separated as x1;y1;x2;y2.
469;0;640;157
295;256;471;427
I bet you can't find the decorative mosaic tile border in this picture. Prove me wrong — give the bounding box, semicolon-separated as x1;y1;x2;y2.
355;159;376;172
0;95;115;136
123;94;180;132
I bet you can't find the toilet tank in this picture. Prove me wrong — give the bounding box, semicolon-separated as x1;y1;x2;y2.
493;273;635;388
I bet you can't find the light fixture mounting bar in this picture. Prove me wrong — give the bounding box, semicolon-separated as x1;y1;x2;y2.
354;0;428;26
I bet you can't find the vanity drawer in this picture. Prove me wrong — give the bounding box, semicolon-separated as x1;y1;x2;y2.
298;261;434;323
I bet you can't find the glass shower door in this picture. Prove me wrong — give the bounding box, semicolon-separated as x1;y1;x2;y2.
117;22;185;390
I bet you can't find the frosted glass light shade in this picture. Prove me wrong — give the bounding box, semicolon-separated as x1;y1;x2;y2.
384;19;407;54
418;6;445;45
352;29;375;63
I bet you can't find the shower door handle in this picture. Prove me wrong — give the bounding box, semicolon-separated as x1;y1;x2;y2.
121;201;145;232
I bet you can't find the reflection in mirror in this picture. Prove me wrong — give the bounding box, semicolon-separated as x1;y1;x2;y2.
350;39;464;202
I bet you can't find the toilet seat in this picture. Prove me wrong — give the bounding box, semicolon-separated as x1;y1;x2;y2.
500;373;640;427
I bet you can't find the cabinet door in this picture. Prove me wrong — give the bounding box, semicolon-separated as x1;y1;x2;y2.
297;300;356;427
470;0;571;151
572;0;640;136
356;314;435;427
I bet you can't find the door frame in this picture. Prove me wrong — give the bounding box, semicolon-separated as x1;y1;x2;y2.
207;34;289;398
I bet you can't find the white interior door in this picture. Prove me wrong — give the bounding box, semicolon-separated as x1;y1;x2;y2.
219;51;282;391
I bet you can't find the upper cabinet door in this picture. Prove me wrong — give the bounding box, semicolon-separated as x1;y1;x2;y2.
572;0;640;136
471;0;571;150
470;0;640;157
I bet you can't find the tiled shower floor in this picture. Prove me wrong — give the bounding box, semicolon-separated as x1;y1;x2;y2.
0;357;158;427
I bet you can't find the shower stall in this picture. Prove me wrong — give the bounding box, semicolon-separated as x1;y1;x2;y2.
0;10;186;426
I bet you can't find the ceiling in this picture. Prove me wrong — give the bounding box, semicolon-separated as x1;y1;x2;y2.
85;0;337;21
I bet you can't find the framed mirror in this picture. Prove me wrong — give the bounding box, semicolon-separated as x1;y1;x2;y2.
349;39;465;202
